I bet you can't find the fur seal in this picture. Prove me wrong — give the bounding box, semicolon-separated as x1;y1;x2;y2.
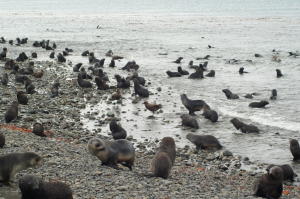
202;109;218;123
249;100;269;108
188;68;204;79
106;50;113;57
49;52;55;59
115;74;130;89
133;78;149;97
81;50;89;56
95;77;109;90
0;47;7;60
0;133;5;148
25;79;35;94
186;133;222;150
31;52;37;58
230;118;259;133
270;89;277;100
57;53;66;63
276;69;283;78
253;166;283;199
1;73;8;85
239;67;248;74
17;91;28;105
178;66;189;75
109;120;127;140
88;138;135;170
266;164;297;181
173;57;183;64
151;137;176;179
289;139;300;161
16;52;29;62
205;70;215;77
254;53;263;58
77;74;92;88
73;63;82;72
180;94;209;115
0;152;42;185
244;93;253;99
222;89;239;99
122;61;139;71
19;175;73;199
4;101;18;123
32;123;46;137
166;70;181;77
109;59;115;67
144;101;162;114
50;82;60;98
130;72;145;85
110;89;122;100
181;114;199;129
33;70;44;78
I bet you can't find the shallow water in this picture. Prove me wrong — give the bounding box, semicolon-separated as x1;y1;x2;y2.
0;0;300;197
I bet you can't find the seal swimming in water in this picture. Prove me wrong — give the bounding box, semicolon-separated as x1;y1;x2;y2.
88;138;135;170
249;100;269;108
166;71;181;77
133;78;149;98
0;133;5;148
253;166;283;199
266;164;297;181
230;118;259;133
109;119;127;140
180;114;199;129
177;66;189;75
19;175;73;199
151;137;176;179
180;94;209;115
4;101;18;123
186;133;222;150
0;152;42;185
270;89;277;100
222;89;239;99
289;139;300;161
276;69;283;78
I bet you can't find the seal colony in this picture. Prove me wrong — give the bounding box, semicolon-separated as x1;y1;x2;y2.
0;36;299;199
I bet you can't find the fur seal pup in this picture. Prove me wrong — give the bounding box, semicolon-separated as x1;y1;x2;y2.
77;74;92;88
253;166;283;199
57;53;66;63
276;69;283;78
188;68;204;79
49;52;55;59
173;57;183;64
33;70;44;78
230;118;259;133
106;50;113;57
109;120;127;140
270;89;277;100
133;78;149;97
19;175;73;199
205;70;215;77
16;52;29;62
180;94;209;115
122;61;139;71
186;133;222;150
202;109;218;123
0;47;7;60
166;70;181;77
88;138;135;170
181;114;199;129
130;72;146;85
289;139;300;161
95;77;109;90
1;73;8;85
81;50;89;56
222;89;239;99
178;66;189;75
25;79;35;94
31;52;37;58
266;164;297;181
115;74;130;89
249;100;269;108
144;101;162;114
109;59;115;67
73;63;82;72
0;133;5;148
151;137;176;179
0;152;42;185
32;123;46;137
17;91;28;105
4;101;18;123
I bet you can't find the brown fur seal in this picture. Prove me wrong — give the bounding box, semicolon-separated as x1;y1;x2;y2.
266;164;297;181
4;101;18;123
109;120;127;140
180;114;199;129
202;109;218;123
32;123;46;137
151;137;176;179
230;118;259;133
77;74;92;88
188;68;204;79
289;139;300;161
17;91;28;105
186;133;222;150
276;69;283;78
173;57;183;64
88;138;135;170
253;166;283;199
249;100;269;108
0;133;5;148
0;152;42;185
178;66;189;75
180;94;209;115
19;175;73;199
222;89;239;99
133;78;149;98
166;71;182;77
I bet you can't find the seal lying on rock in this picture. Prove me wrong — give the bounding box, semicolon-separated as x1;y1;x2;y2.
180;94;209;115
186;133;222;150
4;101;18;123
181;114;199;129
222;89;239;99
88;138;135;170
19;175;73;199
0;152;42;185
109;119;127;140
253;166;283;199
289;139;300;161
249;100;269;108
151;137;176;179
266;164;297;181
230;118;259;133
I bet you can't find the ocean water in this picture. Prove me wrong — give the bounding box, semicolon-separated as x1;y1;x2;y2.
0;0;300;194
